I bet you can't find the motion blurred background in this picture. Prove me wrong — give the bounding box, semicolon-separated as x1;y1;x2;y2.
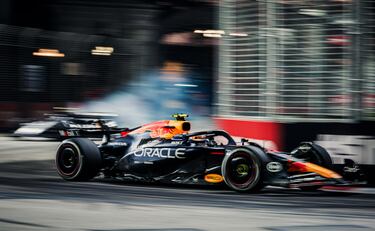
0;0;374;164
1;1;375;230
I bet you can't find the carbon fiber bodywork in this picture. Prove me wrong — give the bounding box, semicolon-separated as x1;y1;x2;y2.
54;116;350;192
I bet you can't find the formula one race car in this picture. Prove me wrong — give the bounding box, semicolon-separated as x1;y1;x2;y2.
55;114;347;192
13;110;118;140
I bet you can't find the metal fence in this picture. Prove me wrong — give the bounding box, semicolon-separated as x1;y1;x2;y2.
362;0;375;120
218;0;375;122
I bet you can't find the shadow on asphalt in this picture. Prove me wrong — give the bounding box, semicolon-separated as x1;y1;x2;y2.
0;160;372;200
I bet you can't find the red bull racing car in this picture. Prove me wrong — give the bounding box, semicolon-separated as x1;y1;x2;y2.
55;114;348;192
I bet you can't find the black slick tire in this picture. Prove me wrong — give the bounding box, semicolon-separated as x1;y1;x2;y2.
222;148;264;192
55;138;102;181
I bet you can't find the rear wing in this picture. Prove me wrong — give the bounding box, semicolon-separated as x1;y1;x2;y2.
59;127;130;138
58;119;139;139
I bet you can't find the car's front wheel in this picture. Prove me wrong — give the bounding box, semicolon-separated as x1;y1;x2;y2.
222;148;264;192
55;138;102;181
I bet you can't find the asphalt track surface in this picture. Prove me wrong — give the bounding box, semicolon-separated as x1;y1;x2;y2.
0;136;375;231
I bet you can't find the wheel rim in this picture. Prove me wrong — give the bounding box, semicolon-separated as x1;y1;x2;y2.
56;144;80;176
226;152;258;188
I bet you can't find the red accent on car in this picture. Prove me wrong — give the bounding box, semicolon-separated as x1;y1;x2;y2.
322;186;353;191
210;151;224;155
288;161;307;172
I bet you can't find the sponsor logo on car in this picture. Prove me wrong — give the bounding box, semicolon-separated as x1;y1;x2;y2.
266;162;283;173
129;148;186;159
108;142;128;146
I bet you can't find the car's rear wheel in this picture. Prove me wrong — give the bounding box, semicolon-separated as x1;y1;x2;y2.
222;148;264;192
56;138;102;181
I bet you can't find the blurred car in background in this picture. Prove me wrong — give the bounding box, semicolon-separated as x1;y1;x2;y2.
13;109;118;140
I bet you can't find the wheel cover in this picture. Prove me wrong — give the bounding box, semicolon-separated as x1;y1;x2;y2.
236;163;250;177
225;152;258;189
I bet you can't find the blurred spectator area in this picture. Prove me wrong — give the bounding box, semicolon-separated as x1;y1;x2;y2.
0;0;216;130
